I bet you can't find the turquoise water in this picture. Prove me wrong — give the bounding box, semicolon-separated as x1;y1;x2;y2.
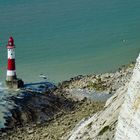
0;0;139;83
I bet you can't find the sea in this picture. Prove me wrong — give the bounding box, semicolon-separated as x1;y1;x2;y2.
0;0;140;128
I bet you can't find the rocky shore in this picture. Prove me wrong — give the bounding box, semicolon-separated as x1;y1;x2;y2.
57;62;134;101
0;62;135;140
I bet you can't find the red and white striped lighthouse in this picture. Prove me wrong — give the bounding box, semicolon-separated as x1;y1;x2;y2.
6;36;17;82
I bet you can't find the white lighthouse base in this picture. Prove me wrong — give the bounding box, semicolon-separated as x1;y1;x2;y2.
6;78;24;89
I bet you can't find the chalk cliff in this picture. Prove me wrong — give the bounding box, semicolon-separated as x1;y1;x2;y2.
115;54;140;140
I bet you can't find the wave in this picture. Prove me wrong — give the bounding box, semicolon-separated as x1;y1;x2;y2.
0;82;17;128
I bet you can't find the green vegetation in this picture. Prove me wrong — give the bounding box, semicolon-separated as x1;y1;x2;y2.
40;101;105;140
98;125;110;136
87;122;93;129
86;79;107;91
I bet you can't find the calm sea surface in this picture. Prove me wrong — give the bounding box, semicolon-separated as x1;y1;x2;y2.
0;0;140;128
0;0;140;83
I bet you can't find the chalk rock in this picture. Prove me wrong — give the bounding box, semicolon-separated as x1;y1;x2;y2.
115;54;140;140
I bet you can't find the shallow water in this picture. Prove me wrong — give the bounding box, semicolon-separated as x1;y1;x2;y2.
68;89;112;101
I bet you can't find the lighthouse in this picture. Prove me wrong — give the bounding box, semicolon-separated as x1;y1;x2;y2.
6;37;24;88
6;37;16;81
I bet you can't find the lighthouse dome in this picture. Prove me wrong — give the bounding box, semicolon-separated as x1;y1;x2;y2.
8;36;14;46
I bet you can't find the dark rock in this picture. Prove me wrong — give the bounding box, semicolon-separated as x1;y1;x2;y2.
4;91;76;130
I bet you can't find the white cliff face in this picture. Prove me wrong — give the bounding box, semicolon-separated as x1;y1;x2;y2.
65;86;127;140
115;54;140;140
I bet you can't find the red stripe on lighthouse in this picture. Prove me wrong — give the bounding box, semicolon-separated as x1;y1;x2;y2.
7;59;16;70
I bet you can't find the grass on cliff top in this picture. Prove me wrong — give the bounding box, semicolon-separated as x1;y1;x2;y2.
86;79;107;91
3;100;105;140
